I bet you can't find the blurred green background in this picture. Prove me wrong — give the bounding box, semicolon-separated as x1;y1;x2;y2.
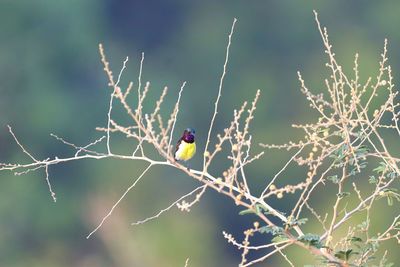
0;1;399;266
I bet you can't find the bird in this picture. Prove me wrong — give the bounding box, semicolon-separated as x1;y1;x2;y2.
174;128;196;162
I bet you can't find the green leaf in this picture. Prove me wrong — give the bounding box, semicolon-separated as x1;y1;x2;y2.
373;162;400;179
238;203;268;216
334;250;346;260
357;220;369;231
317;128;329;134
337;192;350;198
298;233;322;248
369;176;377;184
263;209;286;216
331;144;348;163
373;162;387;175
296;218;308;226
387;170;399;179
238;208;255;216
258;225;284;236
348;236;363;243
355;145;369;156
327;175;339;184
367;239;380;252
271;235;288;243
377;188;400;206
284;217;308;228
334;249;359;261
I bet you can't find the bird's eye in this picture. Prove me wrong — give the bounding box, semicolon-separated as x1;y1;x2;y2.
186;128;195;134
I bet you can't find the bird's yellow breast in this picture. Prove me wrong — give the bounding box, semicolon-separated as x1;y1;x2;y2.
175;141;196;161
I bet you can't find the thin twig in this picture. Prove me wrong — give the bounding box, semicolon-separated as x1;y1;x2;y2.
45;165;57;202
87;164;152;238
167;81;187;156
132;185;206;225
8;125;38;162
203;18;237;171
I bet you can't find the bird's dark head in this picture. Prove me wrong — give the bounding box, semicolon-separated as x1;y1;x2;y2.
182;128;195;143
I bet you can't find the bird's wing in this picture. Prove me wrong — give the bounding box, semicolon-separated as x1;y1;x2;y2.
174;137;183;158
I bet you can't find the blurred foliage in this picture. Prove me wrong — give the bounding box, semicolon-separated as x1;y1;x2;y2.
0;0;399;266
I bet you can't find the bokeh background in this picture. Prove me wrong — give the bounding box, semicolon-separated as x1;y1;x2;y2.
0;1;399;266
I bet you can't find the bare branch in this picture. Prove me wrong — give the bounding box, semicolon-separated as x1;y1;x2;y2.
87;164;152;238
131;185;206;225
203;18;237;171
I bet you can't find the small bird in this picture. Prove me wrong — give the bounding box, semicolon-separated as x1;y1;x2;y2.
174;128;196;162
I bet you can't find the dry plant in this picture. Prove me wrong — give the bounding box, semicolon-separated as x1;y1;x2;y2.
1;11;399;267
